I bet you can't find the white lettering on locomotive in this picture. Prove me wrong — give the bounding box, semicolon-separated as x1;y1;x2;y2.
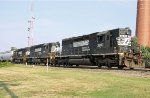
97;43;104;48
82;46;90;51
116;35;131;46
18;51;22;55
35;48;41;52
73;40;89;47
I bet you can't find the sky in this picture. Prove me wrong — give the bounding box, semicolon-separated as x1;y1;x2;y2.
0;0;137;52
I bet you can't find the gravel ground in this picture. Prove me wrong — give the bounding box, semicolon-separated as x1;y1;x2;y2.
50;65;150;78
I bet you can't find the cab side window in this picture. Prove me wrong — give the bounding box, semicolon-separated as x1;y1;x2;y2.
97;35;105;42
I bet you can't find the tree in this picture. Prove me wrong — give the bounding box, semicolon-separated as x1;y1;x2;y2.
131;37;139;53
132;37;150;59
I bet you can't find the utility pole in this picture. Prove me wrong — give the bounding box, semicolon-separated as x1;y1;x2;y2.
27;1;35;47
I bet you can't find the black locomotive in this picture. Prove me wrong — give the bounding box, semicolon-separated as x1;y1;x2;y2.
13;27;144;69
28;42;60;65
12;47;30;63
57;27;135;69
13;42;60;65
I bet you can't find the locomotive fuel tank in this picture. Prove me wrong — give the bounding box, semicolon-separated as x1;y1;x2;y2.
67;56;91;65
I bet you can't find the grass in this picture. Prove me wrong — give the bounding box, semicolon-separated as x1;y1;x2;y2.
0;64;150;98
0;62;15;68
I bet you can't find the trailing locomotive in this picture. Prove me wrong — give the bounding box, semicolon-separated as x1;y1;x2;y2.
12;47;30;63
27;42;60;65
12;27;145;69
13;42;60;65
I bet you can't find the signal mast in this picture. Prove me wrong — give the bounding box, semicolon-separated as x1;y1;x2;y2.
27;1;35;47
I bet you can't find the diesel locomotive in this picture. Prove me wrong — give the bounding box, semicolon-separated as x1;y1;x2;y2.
56;27;144;69
12;42;60;65
12;47;30;63
12;27;145;69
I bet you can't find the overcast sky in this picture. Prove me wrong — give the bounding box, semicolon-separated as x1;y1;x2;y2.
0;0;137;51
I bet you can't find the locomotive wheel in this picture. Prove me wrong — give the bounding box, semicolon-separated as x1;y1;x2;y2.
98;65;102;68
69;64;73;66
63;63;68;67
118;66;124;69
63;63;66;67
106;62;111;69
98;64;102;68
107;65;112;69
130;67;134;70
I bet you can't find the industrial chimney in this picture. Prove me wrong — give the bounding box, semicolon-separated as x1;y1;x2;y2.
136;0;150;47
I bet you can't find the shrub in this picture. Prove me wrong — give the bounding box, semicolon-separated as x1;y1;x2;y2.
132;37;150;59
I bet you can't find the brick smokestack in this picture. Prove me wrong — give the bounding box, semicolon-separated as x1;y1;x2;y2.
136;0;150;47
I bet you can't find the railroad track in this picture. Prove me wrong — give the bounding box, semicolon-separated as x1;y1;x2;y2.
50;65;150;78
26;64;150;78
